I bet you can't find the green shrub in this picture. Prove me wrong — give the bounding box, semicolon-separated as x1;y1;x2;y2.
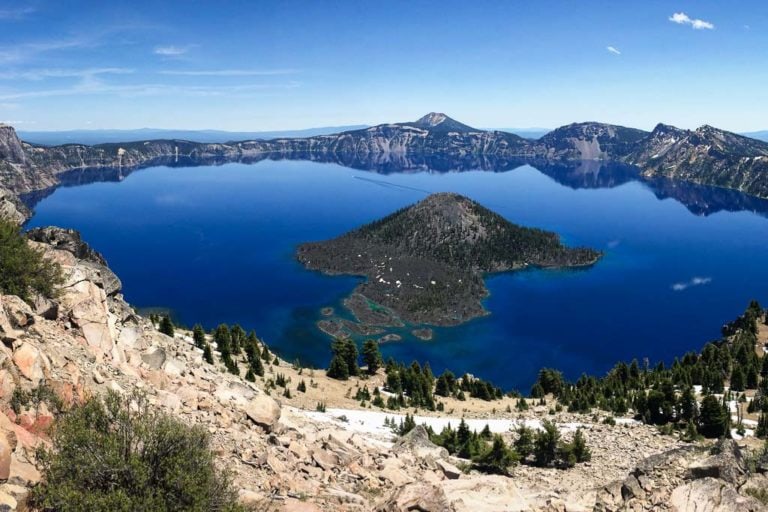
0;220;63;302
31;391;244;512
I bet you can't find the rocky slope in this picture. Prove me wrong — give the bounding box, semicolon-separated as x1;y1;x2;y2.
0;229;763;511
297;193;600;327
624;124;768;198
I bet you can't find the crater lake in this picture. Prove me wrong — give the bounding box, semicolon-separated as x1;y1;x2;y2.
23;159;768;391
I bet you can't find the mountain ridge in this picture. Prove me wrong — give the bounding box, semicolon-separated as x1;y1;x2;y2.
3;113;768;223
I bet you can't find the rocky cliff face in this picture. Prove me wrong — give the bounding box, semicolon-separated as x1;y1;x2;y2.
624;124;768;198
3;114;768;224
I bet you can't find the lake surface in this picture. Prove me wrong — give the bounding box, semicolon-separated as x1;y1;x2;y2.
24;159;768;391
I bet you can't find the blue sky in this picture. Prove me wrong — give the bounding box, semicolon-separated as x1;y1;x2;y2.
0;0;766;131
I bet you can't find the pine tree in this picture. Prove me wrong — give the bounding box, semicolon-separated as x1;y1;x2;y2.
474;435;518;475
699;395;729;438
534;420;560;467
297;380;307;393
245;368;255;382
159;316;175;337
570;428;591;462
230;324;246;355
261;343;271;362
514;426;535;459
250;355;265;377
327;354;350;380
679;386;698;421
362;339;383;375
192;324;206;349
730;367;746;392
202;344;214;365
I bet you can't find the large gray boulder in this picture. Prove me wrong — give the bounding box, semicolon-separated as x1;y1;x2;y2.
244;393;281;433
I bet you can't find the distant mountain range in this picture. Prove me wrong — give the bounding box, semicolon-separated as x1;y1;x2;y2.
17;126;369;146
744;131;768;142
3;112;768;223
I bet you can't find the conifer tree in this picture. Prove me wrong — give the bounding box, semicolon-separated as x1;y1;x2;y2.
159;316;175;337
202;343;214;365
362;339;383;375
192;324;206;349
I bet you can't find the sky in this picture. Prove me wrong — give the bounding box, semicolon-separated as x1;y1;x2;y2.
0;0;766;132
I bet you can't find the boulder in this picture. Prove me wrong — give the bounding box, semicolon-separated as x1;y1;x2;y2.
442;476;531;512
244;393;281;433
141;346;166;370
378;482;453;512
436;459;462;480
12;342;48;384
393;425;449;460
688;440;747;486
669;477;764;512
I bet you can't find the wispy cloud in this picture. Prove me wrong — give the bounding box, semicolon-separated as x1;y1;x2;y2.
0;67;133;81
669;12;715;30
0;6;36;20
0;81;301;101
0;37;92;64
159;69;299;77
154;45;191;56
606;46;621;56
671;276;712;292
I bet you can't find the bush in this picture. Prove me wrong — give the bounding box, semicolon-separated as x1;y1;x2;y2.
0;220;63;302
31;391;243;512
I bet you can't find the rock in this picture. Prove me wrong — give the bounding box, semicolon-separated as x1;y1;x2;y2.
436;459;462;480
442;476;531;512
92;369;105;384
0;297;21;343
687;440;747;486
141;346;166;370
244;393;281;433
237;489;264;507
393;425;449;460
281;498;323;512
378;482;453;512
0;490;16;511
379;461;414;486
621;475;644;501
32;295;58;320
312;448;340;472
669;477;764;512
8;459;40;487
0;432;12;481
12;342;47;384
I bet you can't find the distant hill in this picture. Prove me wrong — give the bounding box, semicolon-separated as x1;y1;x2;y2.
743;131;768;142
491;128;551;139
16;125;368;146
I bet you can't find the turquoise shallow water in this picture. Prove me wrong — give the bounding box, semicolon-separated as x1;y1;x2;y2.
24;160;768;391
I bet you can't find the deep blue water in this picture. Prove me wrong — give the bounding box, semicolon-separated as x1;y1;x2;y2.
24;160;768;391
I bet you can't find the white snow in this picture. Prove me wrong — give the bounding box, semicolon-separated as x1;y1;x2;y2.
296;407;640;442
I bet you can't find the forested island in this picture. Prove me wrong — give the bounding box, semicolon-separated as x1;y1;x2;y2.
297;193;600;331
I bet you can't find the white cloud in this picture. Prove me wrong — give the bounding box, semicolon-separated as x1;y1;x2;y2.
0;6;35;20
0;81;301;102
606;46;621;56
0;67;133;81
669;12;714;30
154;45;190;56
671;276;712;292
159;69;299;77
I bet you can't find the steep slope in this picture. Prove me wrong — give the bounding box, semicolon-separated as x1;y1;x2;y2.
297;193;600;326
536;122;649;160
625;124;768;198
